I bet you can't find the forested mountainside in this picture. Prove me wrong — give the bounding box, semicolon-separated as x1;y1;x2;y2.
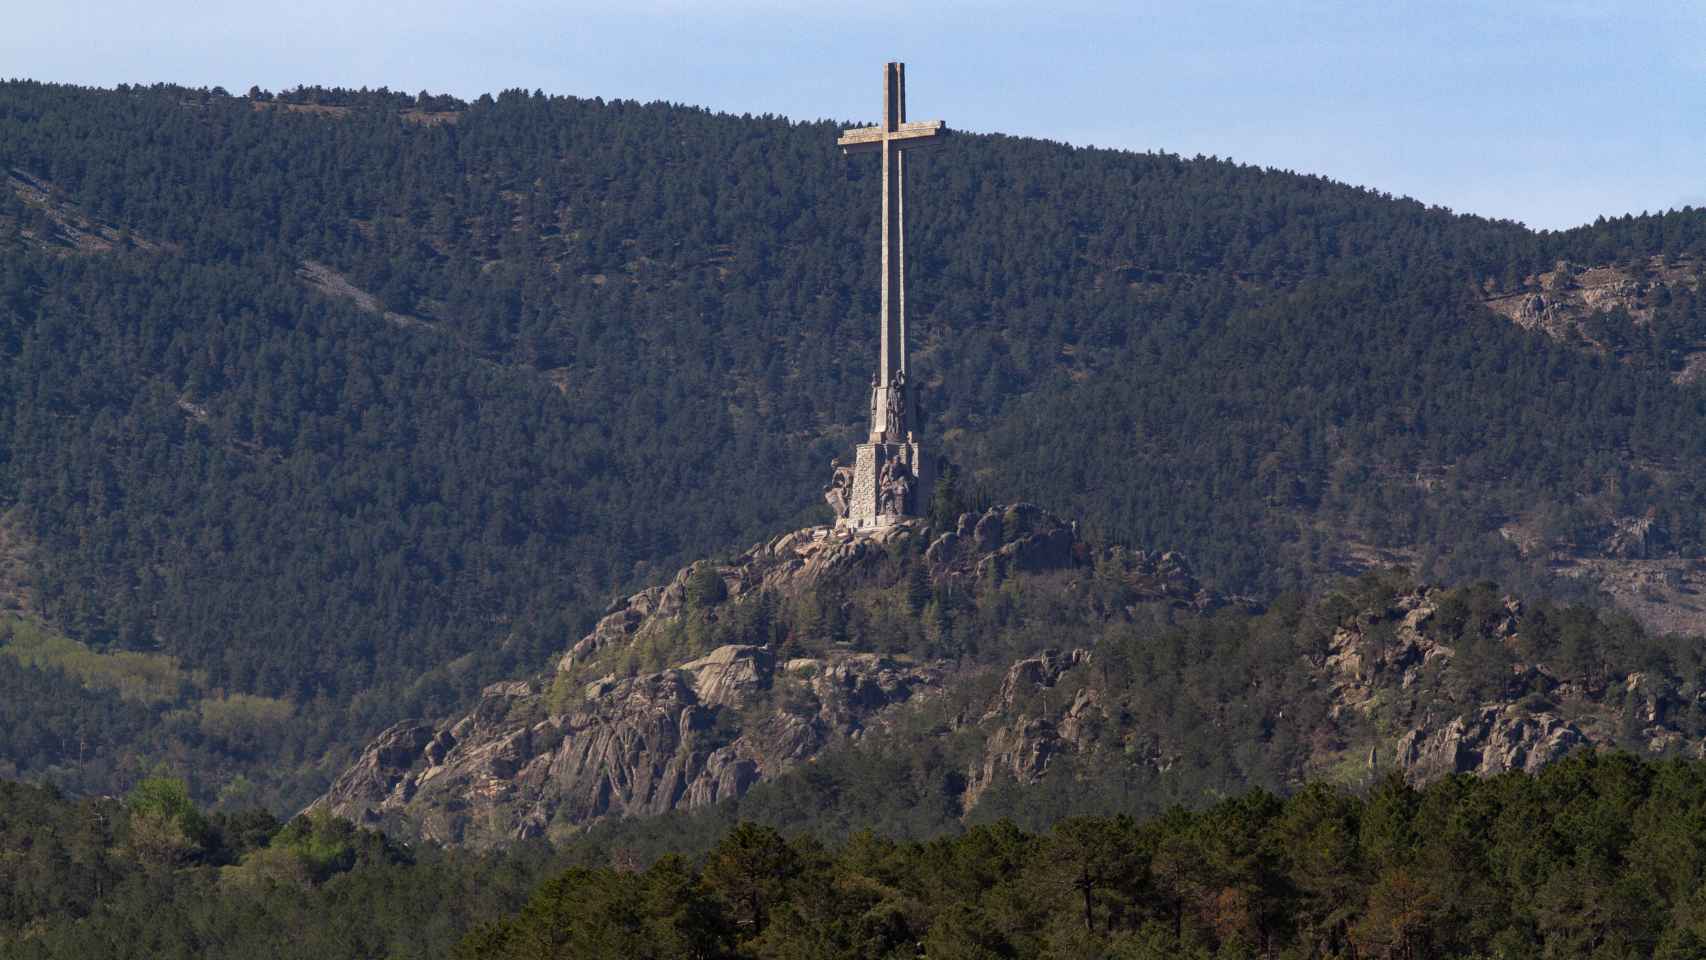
10;754;1706;959
3;81;1706;811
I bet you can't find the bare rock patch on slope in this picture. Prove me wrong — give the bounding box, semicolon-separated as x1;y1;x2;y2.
7;169;168;256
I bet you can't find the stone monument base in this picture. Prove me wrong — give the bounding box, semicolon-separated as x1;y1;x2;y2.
840;440;931;531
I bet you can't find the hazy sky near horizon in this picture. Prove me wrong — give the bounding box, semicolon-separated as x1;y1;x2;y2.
7;0;1700;231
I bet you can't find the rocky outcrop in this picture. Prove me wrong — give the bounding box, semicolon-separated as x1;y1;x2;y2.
1394;705;1587;779
1323;590;1459;716
317;645;947;847
1482;257;1706;386
318;506;1093;847
966;648;1100;806
9;169;171;256
319;507;1706;848
1603;512;1668;560
679;644;773;708
1482;258;1700;343
322;720;438;810
1316;586;1706;785
562;522;929;672
1398;705;1583;780
924;504;1078;580
988;647;1092;720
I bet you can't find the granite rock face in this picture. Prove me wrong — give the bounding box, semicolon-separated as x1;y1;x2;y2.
560;521;927;673
1319;587;1706;782
316;506;1090;847
317;510;1704;848
1482;257;1701;346
966;648;1101;807
317;645;948;847
1394;705;1588;779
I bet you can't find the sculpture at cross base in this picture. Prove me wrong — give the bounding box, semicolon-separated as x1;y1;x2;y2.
823;457;854;520
828;62;947;531
877;457;916;516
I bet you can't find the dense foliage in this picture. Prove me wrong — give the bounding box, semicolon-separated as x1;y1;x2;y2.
0;777;558;959
467;753;1706;960
12;753;1706;958
2;80;1706;810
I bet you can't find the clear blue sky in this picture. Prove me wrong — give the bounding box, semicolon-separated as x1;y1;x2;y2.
8;0;1700;230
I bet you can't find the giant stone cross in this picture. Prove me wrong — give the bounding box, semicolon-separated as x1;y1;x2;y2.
823;62;947;531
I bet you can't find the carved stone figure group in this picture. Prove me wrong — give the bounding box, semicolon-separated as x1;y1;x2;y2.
877;457;914;516
822;454;914;522
823;457;854;519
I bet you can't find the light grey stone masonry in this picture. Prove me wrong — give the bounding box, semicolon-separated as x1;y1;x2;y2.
829;62;946;532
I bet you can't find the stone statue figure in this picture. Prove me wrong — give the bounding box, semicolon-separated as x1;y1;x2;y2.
877;458;914;516
885;371;907;437
823;457;854;518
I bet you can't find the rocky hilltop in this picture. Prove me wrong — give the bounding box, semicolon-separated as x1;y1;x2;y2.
315;506;1212;845
317;506;1706;847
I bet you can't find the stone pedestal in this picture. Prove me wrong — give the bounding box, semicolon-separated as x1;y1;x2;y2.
842;439;930;531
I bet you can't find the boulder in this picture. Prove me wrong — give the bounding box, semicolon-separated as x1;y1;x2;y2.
680;644;773;707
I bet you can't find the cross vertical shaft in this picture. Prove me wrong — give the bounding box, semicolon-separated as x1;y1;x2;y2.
840;62;944;441
881;62;906;389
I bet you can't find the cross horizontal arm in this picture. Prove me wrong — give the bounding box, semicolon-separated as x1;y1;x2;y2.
836;120;948;154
